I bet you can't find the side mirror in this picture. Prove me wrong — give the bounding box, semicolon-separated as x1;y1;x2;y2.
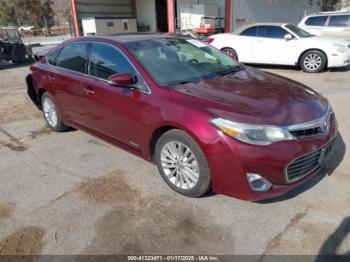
107;73;136;87
284;34;293;41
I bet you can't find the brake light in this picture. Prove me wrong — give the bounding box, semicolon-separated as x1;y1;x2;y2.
208;38;214;45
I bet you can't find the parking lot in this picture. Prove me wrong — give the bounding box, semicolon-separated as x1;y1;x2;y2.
0;62;349;256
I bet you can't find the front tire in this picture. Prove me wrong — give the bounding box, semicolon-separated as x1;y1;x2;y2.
41;92;69;132
300;50;327;73
155;129;211;198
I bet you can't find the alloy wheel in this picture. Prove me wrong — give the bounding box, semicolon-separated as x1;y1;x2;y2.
303;53;322;71
43;97;58;127
160;141;200;190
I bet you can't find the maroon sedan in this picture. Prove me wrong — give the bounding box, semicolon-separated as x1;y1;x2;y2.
26;34;338;201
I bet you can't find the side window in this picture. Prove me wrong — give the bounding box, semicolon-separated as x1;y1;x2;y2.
88;43;147;91
240;26;258;37
328;15;350;27
47;49;61;66
257;26;289;39
305;16;328;26
57;42;89;73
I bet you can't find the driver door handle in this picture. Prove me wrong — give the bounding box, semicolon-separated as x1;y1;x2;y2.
83;87;95;95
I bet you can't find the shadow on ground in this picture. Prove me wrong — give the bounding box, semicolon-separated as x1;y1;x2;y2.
258;134;346;204
315;217;350;261
251;64;350;73
0;61;33;70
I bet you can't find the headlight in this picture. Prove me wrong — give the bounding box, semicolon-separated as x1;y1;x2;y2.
333;43;348;53
210;118;295;146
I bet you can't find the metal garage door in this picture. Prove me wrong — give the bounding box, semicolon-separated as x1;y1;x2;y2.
76;0;134;18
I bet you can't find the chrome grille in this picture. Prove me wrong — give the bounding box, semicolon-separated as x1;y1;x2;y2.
290;127;323;138
288;110;333;139
286;140;335;183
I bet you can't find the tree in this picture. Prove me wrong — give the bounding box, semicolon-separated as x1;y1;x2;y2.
39;0;55;29
0;0;55;28
269;0;342;11
0;1;17;26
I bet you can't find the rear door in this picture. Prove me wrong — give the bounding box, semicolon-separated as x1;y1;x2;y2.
80;42;151;152
326;15;350;39
235;26;258;63
53;42;90;125
253;26;298;65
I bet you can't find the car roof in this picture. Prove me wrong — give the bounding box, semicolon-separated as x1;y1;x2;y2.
305;11;350;17
234;23;288;34
77;33;180;44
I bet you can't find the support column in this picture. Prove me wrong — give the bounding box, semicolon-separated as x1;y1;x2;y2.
167;0;176;34
71;0;80;37
132;0;137;17
224;0;232;33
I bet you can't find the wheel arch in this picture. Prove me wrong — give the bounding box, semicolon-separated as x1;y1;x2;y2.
148;121;211;162
298;48;328;67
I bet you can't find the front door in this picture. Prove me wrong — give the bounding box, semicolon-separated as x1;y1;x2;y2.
81;42;151;152
253;26;298;65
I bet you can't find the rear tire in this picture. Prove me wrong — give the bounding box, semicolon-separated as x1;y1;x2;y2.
41;92;69;132
300;50;327;73
155;129;211;198
222;47;239;61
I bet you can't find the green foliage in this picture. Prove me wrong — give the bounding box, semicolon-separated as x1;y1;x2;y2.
269;0;342;11
0;0;55;28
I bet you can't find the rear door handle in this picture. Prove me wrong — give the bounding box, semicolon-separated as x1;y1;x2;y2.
83;87;95;95
48;75;55;81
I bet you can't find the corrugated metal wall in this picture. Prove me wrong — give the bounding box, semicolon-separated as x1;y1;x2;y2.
232;0;319;30
76;0;134;18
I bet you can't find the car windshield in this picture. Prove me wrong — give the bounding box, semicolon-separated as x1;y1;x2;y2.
126;38;241;86
285;24;314;38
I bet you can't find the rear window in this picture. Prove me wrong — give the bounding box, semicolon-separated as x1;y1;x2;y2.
305;16;328;26
57;42;89;73
240;26;258;37
328;15;350;27
47;49;61;66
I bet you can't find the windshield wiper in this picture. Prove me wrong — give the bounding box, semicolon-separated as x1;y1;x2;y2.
217;66;242;76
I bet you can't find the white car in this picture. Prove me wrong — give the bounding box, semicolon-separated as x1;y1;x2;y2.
298;12;350;40
208;23;350;73
18;25;34;31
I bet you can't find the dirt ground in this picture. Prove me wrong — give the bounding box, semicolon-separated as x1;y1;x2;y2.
0;62;349;257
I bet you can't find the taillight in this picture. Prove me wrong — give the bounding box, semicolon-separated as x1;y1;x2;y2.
208;38;214;45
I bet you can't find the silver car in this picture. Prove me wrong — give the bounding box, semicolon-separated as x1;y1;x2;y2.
299;12;350;40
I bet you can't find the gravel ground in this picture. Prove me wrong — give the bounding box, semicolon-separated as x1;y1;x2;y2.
0;63;349;257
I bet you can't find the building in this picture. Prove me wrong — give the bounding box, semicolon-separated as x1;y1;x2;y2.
70;0;319;36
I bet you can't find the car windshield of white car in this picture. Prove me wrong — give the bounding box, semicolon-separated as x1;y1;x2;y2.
285;24;314;38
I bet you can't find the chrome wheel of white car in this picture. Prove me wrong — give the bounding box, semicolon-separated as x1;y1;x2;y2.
301;50;327;73
161;141;200;190
222;48;238;61
303;53;322;71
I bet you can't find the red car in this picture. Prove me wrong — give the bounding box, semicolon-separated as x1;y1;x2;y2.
26;34;338;201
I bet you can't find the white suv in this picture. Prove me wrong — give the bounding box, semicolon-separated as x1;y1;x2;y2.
299;12;350;40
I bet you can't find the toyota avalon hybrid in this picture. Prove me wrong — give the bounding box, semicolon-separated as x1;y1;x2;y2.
26;34;338;201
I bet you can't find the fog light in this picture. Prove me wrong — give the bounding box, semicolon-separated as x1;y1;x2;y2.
246;173;272;192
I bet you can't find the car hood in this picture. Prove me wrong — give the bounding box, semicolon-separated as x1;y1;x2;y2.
170;67;329;126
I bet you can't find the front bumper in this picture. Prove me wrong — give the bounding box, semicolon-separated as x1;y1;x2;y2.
328;50;350;68
204;115;338;201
